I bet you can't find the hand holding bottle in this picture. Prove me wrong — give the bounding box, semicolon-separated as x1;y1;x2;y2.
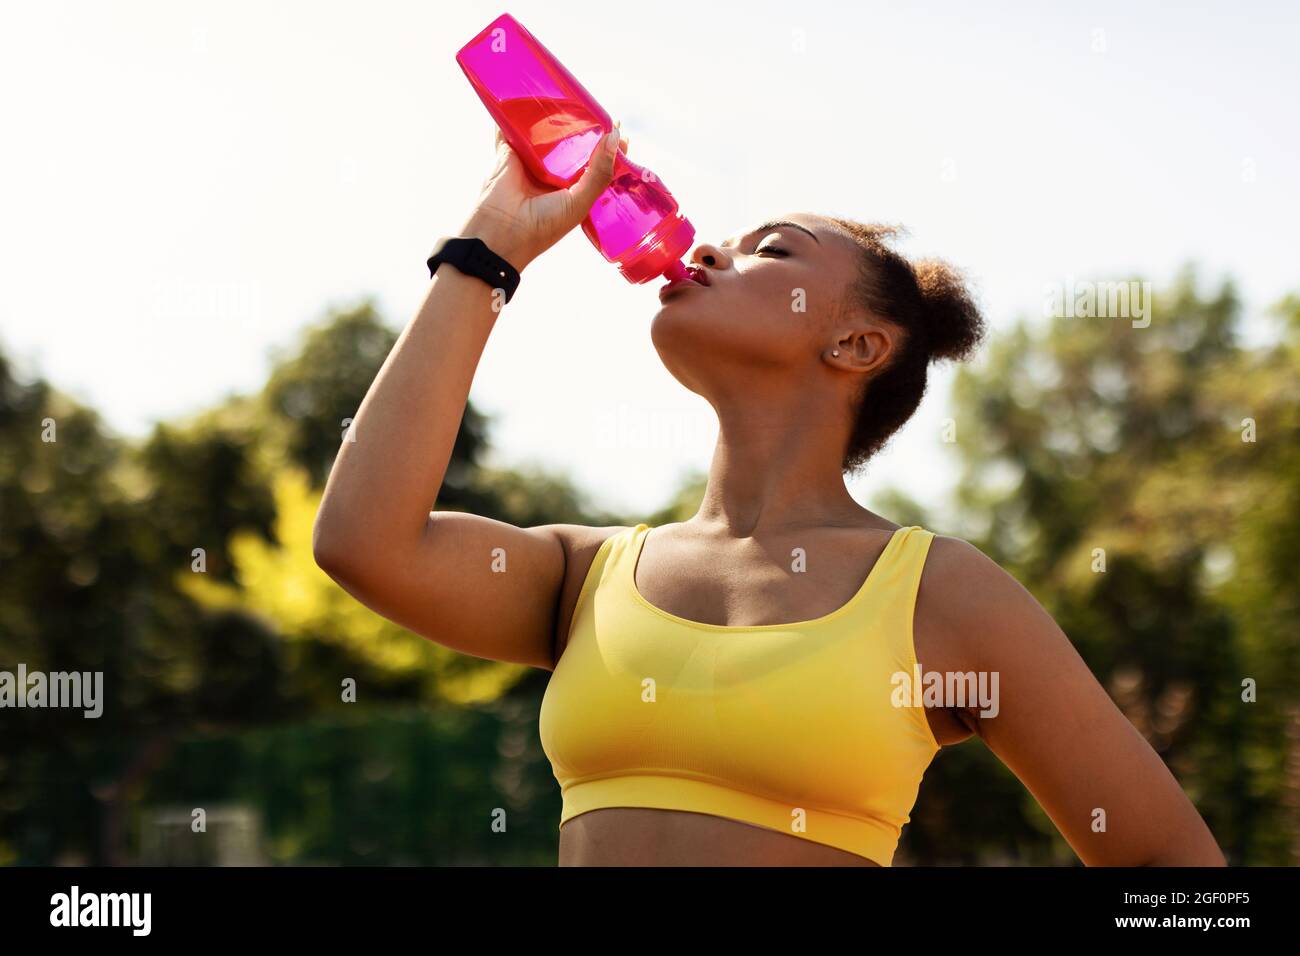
461;123;629;273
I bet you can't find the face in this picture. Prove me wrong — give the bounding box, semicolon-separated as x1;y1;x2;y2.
650;213;877;395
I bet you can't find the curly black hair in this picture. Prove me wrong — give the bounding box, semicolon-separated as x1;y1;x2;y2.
827;219;987;474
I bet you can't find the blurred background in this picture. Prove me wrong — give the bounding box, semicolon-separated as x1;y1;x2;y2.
1;0;1297;865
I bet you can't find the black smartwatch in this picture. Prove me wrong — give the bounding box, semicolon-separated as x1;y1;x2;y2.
426;236;521;303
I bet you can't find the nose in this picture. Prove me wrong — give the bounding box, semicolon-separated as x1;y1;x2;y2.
690;242;730;271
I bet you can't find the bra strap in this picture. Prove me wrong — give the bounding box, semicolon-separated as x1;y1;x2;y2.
875;526;936;666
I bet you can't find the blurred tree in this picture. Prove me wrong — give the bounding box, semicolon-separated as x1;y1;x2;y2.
901;268;1300;864
262;299;492;507
138;417;276;586
5;272;1295;866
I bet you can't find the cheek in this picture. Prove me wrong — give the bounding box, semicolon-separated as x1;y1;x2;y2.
733;269;795;314
701;297;815;371
650;273;822;363
740;274;820;345
742;264;832;326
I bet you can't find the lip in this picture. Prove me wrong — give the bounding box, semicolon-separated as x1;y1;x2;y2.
686;265;711;286
658;276;702;301
657;266;711;302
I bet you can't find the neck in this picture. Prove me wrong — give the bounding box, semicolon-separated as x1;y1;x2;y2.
693;385;869;537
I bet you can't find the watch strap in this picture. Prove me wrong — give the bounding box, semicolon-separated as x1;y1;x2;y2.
426;236;521;303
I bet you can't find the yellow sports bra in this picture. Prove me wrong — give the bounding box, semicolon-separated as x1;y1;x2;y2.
539;522;940;866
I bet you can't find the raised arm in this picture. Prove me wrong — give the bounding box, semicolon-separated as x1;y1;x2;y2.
917;536;1227;866
312;122;626;670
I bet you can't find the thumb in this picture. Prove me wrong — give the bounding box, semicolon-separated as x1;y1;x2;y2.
567;122;621;217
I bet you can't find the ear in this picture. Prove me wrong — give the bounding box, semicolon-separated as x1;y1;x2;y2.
823;323;894;374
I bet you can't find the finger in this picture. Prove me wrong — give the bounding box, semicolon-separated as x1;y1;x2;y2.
567;122;621;216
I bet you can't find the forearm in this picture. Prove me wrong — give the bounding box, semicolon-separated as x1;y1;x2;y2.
312;253;508;567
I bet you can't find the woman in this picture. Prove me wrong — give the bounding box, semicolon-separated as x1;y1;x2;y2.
312;124;1226;867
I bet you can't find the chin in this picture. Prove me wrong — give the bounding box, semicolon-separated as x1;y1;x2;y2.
649;307;716;394
650;299;706;347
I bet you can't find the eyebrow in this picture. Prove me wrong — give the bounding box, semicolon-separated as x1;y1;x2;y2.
720;219;821;249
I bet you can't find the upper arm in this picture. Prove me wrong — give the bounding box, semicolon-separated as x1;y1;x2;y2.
924;535;1226;866
315;510;606;671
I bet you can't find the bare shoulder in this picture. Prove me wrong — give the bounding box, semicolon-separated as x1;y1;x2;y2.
921;533;1015;595
916;533;1058;670
539;523;633;563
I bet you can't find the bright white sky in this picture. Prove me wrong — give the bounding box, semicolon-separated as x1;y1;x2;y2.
2;1;1296;523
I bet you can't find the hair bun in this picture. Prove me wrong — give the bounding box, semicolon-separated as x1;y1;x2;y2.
911;259;985;362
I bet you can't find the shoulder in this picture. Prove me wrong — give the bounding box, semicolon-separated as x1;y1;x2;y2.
916;533;1056;668
919;533;1008;591
541;523;636;564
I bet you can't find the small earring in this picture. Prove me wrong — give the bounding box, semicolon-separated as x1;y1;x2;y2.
831;349;840;357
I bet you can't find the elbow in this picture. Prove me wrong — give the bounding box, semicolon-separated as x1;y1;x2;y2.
312;539;340;577
312;514;355;580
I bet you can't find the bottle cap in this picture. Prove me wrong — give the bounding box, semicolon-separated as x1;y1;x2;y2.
617;214;696;284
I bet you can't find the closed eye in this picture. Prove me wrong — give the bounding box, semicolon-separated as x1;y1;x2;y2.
756;245;788;257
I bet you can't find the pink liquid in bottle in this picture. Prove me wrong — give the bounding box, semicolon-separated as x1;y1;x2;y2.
456;13;695;284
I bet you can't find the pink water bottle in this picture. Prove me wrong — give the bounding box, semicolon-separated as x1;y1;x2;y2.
456;12;694;285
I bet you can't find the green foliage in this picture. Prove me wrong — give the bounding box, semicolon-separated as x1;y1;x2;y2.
263;299;403;488
4;271;1297;865
902;268;1300;865
139;419;277;585
261;299;492;509
0;301;579;864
